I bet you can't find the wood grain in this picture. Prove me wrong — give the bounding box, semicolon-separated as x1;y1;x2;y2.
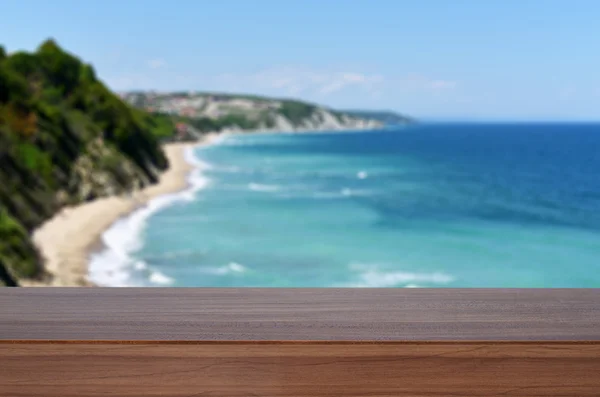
1;343;600;396
2;288;600;341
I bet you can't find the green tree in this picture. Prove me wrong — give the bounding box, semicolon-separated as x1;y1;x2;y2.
37;39;82;94
278;101;317;125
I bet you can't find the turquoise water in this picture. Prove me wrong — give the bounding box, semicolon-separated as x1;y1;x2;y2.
90;124;600;287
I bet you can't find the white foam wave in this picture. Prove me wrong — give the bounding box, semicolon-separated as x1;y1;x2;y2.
275;188;375;200
146;249;202;261
311;192;350;199
249;183;280;192
133;261;147;270
216;135;254;146
218;165;242;172
184;147;213;169
88;146;212;287
345;263;454;288
340;188;372;197
275;192;338;200
148;270;174;285
204;262;247;275
209;132;230;145
357;171;368;179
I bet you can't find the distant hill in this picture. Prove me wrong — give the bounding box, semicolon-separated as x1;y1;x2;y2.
121;92;391;138
341;110;415;125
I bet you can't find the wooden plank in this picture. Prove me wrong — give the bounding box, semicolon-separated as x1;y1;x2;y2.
1;342;599;396
1;288;599;341
2;290;599;395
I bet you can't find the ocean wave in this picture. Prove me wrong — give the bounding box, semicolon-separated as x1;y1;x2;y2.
249;183;281;192
203;262;247;275
144;249;205;261
211;133;231;145
341;188;374;197
216;165;242;172
343;263;454;288
274;192;339;200
88;146;211;287
148;270;174;285
311;192;352;199
357;171;368;179
215;136;254;146
133;261;147;270
273;188;376;200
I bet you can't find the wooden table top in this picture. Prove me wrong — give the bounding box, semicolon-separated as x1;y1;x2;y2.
2;288;599;341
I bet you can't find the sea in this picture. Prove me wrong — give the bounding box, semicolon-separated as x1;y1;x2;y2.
89;123;600;287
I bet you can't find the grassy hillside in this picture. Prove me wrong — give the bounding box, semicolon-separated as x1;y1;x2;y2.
0;39;170;285
121;92;383;135
341;110;415;125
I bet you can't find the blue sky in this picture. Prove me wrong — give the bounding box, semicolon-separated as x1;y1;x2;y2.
3;0;600;120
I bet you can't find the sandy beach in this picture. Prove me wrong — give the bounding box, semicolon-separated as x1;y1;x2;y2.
23;135;218;287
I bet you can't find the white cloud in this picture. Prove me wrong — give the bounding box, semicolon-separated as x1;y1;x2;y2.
147;59;166;69
104;74;158;90
429;80;457;90
318;73;384;95
271;78;294;89
397;74;458;92
104;76;138;90
213;67;385;97
105;65;458;109
319;80;345;95
343;72;367;83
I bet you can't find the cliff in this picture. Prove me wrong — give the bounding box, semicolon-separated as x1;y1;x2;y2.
341;110;415;125
121;92;386;137
0;40;169;286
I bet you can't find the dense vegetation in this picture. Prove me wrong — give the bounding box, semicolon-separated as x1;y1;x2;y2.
0;40;170;285
145;112;177;140
277;101;318;126
341;110;415;125
181;112;277;133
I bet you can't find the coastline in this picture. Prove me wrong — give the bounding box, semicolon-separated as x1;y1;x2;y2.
22;134;219;287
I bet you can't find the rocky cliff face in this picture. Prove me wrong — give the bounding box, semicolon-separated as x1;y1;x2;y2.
261;108;381;132
0;40;168;286
122;92;385;135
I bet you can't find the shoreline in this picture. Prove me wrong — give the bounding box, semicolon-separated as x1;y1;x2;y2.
22;127;374;287
23;134;219;287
